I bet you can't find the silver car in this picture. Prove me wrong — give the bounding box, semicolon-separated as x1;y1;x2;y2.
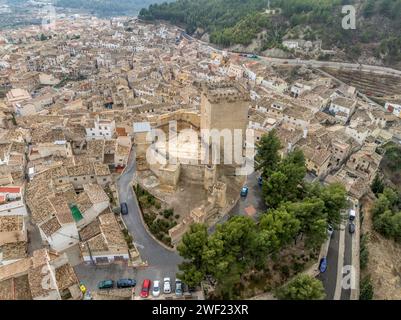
175;279;183;296
163;277;171;294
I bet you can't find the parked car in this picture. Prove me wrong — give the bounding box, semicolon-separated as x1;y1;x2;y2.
117;278;136;288
140;279;151;298
240;186;249;197
152;280;161;297
175;279;183;296
349;222;355;234
327;225;334;238
120;202;128;215
349;209;356;221
79;283;87;294
258;176;263;187
98;280;114;290
319;257;327;273
163;277;171;294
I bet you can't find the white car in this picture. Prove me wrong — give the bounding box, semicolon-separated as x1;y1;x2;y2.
152;280;160;297
327;225;334;238
163;277;171;294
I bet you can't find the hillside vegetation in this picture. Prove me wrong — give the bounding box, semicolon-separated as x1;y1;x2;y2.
139;0;401;65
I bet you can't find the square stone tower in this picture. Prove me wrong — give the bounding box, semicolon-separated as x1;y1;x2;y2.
200;81;249;135
200;82;250;164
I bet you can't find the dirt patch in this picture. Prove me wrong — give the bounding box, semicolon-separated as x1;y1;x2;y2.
361;195;401;300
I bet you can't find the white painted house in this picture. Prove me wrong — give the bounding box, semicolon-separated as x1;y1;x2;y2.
85;116;116;141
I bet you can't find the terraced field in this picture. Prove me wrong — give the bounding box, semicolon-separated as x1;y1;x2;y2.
321;68;401;103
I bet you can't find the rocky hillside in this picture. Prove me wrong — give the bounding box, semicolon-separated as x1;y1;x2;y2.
139;0;401;68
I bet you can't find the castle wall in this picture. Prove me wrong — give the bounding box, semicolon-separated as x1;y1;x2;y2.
180;164;205;183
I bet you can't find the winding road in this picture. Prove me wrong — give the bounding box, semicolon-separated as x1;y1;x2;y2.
117;149;182;291
179;29;401;77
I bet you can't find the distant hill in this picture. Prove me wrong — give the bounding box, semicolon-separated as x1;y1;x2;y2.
139;0;401;67
53;0;165;16
52;0;171;17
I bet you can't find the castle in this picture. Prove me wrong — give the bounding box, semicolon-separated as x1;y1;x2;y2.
133;81;250;245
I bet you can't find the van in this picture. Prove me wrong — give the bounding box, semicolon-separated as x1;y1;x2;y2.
120;202;128;215
349;209;356;221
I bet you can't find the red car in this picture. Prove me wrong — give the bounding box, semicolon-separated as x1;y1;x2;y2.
140;279;151;298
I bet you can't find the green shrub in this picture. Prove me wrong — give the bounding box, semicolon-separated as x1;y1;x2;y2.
163;209;174;219
280;265;290;278
360;276;374;300
360;234;369;270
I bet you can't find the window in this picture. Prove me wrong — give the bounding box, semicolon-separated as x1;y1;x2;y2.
59;180;62;183
92;133;95;136
74;178;77;181
103;178;107;181
91;176;94;179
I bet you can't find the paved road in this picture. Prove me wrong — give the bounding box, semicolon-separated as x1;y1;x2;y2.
180;29;401;77
254;57;401;77
318;211;355;300
209;171;266;232
317;230;341;300
116;149;182;294
341;223;353;300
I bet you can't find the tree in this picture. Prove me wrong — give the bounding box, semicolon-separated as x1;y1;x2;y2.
371;186;401;242
373;210;401;241
263;149;306;208
319;183;347;228
177;262;206;288
177;223;208;269
363;0;376;17
259;208;301;251
263;171;289;208
177;224;209;286
371;193;391;218
255;129;282;178
275;274;325;300
371;174;385;195
285;198;327;249
204;216;259;299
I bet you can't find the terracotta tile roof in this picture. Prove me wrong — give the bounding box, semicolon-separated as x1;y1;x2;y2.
39;216;61;237
28;264;58;299
83;183;109;204
27;197;56;224
93;162;110;176
1;241;27;260
79;219;101;242
48;195;74;224
0;216;23;232
55;264;79;291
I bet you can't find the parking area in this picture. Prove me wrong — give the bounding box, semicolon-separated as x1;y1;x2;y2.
74;262;201;300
